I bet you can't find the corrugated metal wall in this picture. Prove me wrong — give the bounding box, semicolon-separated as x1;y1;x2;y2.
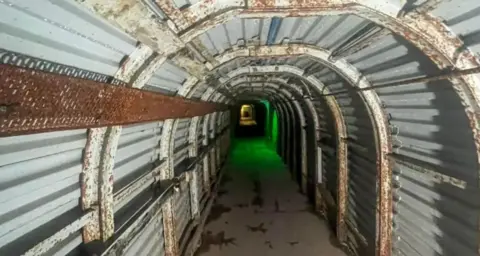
329;81;378;256
0;0;136;76
113;122;164;230
174;180;192;245
0;1;139;254
2;1;480;255
174;118;191;175
196;15;371;55
312;88;339;229
123;209;165;256
345;32;480;256
144;60;189;95
0;130;87;255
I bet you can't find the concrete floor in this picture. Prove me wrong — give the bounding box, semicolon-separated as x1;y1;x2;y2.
195;139;345;256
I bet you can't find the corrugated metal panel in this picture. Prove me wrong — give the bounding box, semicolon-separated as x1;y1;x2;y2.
325;79;377;255
196;161;205;202
433;0;480;54
346;32;479;256
198;18;271;55
312;97;338;204
0;0;136;76
174;182;192;242
191;82;209;100
196;15;371;55
0;129;87;255
123;210;165;256
174;118;191;172
197;116;206;149
144;60;189;95
113;122;163;193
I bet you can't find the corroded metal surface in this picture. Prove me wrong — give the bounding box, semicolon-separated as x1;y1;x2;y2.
98;126;122;240
23;211;96;256
0;65;228;136
162;197;179;256
132;55;168;89
104;183;174;255
81;44;156;243
76;0;184;55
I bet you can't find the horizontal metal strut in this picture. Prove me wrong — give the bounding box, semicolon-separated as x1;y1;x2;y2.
0;65;229;136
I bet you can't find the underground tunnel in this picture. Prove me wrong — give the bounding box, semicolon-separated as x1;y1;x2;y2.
0;1;480;256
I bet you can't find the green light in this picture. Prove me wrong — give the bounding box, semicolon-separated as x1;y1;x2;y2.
229;138;284;176
261;100;270;136
271;110;278;148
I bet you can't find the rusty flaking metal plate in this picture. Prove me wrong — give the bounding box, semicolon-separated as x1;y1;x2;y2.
0;65;229;136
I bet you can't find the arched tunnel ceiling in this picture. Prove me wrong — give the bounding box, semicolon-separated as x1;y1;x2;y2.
145;2;479;255
1;1;480;256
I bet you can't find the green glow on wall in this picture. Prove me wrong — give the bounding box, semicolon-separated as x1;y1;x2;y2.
272;110;278;147
261;100;270;136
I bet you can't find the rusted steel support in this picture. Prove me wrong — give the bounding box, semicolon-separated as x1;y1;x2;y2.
162;197;179;256
81;44;155;242
0;65;228;136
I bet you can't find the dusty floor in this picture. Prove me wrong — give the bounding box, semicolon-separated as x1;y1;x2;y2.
195;138;345;256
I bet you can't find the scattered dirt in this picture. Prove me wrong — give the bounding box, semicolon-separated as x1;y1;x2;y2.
206;203;231;224
289;241;299;246
246;222;268;234
195;231;237;255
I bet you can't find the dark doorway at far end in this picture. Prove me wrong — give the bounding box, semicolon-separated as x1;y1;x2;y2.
234;101;266;138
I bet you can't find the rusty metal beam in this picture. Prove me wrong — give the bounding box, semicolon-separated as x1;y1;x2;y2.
0;64;228;137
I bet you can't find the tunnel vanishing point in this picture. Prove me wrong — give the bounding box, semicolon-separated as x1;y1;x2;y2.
0;0;480;256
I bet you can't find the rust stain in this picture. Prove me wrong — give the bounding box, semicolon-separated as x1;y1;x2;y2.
0;65;228;136
195;231;237;255
206;203;231;224
246;222;267;234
